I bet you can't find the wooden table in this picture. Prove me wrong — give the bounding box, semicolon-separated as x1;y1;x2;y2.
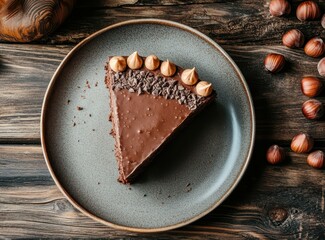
1;0;325;238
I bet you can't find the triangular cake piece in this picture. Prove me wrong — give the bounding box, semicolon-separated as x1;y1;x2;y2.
105;52;216;184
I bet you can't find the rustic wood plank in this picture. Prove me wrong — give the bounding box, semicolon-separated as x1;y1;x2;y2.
0;44;72;143
34;1;325;45
1;43;324;142
1;144;325;238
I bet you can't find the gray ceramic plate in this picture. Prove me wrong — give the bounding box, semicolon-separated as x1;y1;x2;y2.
41;19;255;232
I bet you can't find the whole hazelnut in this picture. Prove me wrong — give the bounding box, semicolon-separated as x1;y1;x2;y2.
302;99;324;120
304;37;325;58
321;14;325;29
266;145;286;164
291;133;314;153
196;81;213;97
307;150;324;169
317;57;325;76
296;1;321;21
282;29;305;48
301;77;323;97
269;0;291;17
264;53;285;73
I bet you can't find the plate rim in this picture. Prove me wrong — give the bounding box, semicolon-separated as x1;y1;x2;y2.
40;18;256;233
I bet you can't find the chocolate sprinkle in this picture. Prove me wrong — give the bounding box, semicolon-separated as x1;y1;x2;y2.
109;69;204;110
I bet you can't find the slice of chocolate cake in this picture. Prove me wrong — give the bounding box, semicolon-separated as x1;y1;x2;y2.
105;51;216;184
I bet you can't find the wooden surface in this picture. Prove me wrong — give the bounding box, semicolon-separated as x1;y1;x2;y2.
1;0;325;238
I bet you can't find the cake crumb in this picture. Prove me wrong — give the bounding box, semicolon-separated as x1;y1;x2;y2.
73;122;76;127
95;82;98;87
67;99;71;104
77;106;83;111
186;183;191;188
143;194;147;197
89;114;92;117
86;80;91;89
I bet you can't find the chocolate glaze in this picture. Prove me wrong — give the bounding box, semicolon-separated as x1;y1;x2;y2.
105;56;216;183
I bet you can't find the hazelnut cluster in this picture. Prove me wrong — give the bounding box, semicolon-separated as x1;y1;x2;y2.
266;1;325;169
109;52;214;97
267;133;324;169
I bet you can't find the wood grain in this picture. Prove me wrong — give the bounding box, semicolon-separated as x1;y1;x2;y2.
1;145;325;238
1;43;325;142
0;0;75;42
32;0;325;45
2;0;325;238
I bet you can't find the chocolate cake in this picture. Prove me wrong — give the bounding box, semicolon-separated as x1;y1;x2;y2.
105;52;216;184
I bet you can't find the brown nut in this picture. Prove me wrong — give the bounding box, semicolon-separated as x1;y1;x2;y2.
291;133;314;153
321;14;325;29
317;57;325;76
301;77;323;97
302;99;324;120
109;56;127;72
304;37;325;58
296;1;321;21
196;81;213;97
269;0;291;17
264;53;285;73
282;29;305;48
307;150;324;169
266;145;286;165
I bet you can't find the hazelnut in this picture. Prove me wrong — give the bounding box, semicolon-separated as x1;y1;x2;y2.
301;77;323;97
160;60;176;77
269;0;291;17
196;81;213;97
266;145;286;165
307;150;324;169
304;37;325;58
317;57;325;76
181;68;199;85
264;53;285;73
291;133;314;153
127;51;143;70
282;29;305;48
302;99;324;120
296;1;321;21
321;14;325;29
109;56;126;72
145;55;160;70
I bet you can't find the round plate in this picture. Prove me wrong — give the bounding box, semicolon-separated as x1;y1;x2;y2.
41;19;255;232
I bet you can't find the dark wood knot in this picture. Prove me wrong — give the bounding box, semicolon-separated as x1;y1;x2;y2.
268;207;288;226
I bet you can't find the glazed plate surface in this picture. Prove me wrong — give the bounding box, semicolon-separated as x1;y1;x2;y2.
41;19;255;232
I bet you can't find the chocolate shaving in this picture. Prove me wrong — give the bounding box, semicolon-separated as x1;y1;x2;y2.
109;69;205;110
